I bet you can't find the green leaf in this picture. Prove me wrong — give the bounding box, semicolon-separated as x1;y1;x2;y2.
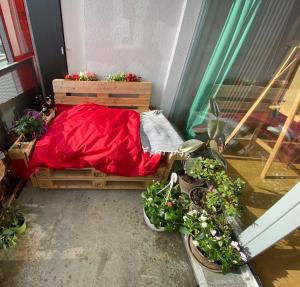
210;148;227;170
195;233;205;241
178;139;204;154
207;119;225;140
209;97;220;117
164;212;173;221
179;226;189;235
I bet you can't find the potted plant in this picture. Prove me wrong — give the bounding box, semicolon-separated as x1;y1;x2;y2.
0;205;26;251
203;171;245;217
0;205;26;234
180;209;247;273
180;157;223;195
12;109;47;141
141;176;190;232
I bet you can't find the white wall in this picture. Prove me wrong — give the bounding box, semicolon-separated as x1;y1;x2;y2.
61;0;201;108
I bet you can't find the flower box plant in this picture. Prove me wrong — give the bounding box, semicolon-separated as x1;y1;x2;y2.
106;72;141;82
12;109;47;141
65;71;97;81
142;178;190;232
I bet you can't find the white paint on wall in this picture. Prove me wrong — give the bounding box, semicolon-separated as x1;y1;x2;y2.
61;0;187;107
61;0;86;73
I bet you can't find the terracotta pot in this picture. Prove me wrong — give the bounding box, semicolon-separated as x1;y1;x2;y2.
179;175;204;194
187;235;222;272
143;208;165;232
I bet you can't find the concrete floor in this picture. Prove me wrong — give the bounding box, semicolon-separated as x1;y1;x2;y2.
0;184;197;287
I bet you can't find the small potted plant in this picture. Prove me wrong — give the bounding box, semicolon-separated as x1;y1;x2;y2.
203;171;245;217
12;109;47;141
0;205;26;251
180;157;222;197
0;205;26;234
141;176;190;232
180;209;247;273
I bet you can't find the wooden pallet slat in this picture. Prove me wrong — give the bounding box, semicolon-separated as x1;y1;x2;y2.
53;79;152;94
53;79;152;112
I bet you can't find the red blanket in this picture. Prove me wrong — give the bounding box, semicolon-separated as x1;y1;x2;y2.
28;104;161;176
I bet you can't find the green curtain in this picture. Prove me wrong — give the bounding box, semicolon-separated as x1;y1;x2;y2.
186;0;261;137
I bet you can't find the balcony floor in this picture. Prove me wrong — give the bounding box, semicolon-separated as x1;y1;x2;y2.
0;184;197;287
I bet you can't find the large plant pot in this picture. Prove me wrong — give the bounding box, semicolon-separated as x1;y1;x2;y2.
187;235;222;273
11;220;26;234
143;208;165;232
179;175;204;194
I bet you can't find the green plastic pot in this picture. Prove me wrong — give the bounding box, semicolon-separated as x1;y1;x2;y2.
11;220;27;234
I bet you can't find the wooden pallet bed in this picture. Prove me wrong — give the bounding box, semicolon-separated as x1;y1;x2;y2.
8;79;179;190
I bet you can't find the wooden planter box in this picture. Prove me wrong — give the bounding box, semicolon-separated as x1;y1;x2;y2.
8;80;179;190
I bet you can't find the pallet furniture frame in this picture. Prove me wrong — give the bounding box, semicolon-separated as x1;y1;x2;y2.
8;80;180;189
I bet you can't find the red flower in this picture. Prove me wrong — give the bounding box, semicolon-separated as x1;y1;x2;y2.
125;73;138;82
166;201;173;208
65;74;72;80
72;74;79;81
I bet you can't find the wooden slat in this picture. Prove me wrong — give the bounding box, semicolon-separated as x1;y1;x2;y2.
213;85;286;101
255;138;273;154
53;79;152;95
55;94;150;107
217;100;269;112
53;79;151;111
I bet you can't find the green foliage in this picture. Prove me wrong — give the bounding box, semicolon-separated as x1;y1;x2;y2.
12;110;46;140
0;228;17;251
142;181;190;232
0;205;25;251
180;210;247;273
186;157;222;181
106;72;126;82
179;97;227;166
204;171;245;217
0;205;25;229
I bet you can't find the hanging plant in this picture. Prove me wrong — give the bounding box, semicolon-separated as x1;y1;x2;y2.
141;174;190;232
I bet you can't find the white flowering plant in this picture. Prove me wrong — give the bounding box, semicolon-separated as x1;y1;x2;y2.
180;210;247;273
142;181;190;232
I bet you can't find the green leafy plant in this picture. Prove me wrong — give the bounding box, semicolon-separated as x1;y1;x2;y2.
0;205;26;250
142;181;190;232
186;157;222;182
12;110;47;141
0;228;17;250
180;209;247;273
204;171;245;217
179;97;228;169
